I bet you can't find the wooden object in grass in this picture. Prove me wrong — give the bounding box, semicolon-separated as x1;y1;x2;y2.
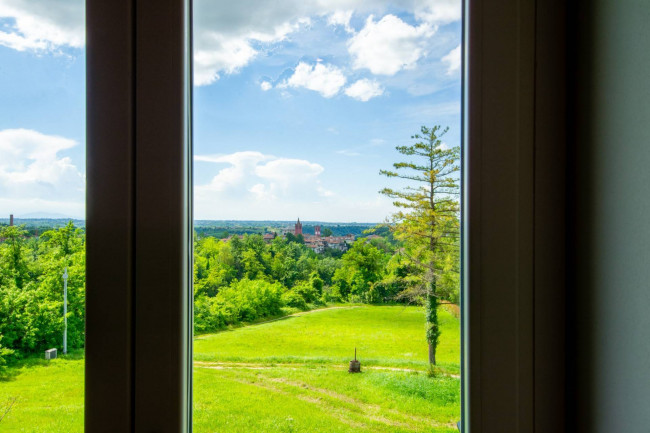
348;348;361;373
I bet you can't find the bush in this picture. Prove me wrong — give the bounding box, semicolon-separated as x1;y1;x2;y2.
281;290;307;310
292;281;318;304
321;285;342;303
0;335;14;372
194;278;285;333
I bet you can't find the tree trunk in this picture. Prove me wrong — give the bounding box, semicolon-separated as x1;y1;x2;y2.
428;342;436;365
426;284;440;365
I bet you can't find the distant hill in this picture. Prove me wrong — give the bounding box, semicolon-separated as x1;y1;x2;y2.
20;212;77;219
193;220;381;238
0;218;382;238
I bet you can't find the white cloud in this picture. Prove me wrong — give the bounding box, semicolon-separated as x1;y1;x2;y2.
194;151;335;218
344;78;384;101
442;44;461;75
0;128;84;217
348;14;434;75
193;0;314;86
280;62;347;98
0;0;84;52
192;1;462;86
193;34;258;86
327;10;354;33
255;158;324;186
195;151;271;192
260;81;273;91
413;0;462;25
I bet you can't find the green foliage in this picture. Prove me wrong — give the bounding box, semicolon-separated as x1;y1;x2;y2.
331;239;389;303
194;279;284;333
0;222;85;358
0;335;14;372
0;225;30;289
0;217;410;358
192;231;401;333
281;290;308;310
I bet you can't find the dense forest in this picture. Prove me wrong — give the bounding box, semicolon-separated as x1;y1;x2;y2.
0;220;459;367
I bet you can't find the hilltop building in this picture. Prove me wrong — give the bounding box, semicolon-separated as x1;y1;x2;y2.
292;218;354;253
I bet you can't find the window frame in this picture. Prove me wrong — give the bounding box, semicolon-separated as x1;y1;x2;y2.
86;0;567;431
86;0;192;430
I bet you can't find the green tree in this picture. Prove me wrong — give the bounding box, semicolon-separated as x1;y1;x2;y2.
380;125;460;366
321;227;333;237
41;221;83;261
0;225;29;289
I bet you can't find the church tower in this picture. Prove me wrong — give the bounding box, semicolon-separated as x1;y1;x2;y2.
294;217;303;235
315;225;321;237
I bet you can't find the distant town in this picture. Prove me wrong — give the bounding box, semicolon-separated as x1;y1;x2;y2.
1;215;386;254
221;218;379;253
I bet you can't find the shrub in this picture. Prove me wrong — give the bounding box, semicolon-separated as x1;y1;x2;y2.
281;290;307;310
194;278;285;333
292;281;318;304
0;335;14;372
321;285;342;303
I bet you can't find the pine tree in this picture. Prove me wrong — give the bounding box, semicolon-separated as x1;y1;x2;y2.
380;125;460;366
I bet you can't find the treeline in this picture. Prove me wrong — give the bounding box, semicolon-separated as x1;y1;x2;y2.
193;220;377;239
0;221;459;367
193;232;458;334
193;234;397;332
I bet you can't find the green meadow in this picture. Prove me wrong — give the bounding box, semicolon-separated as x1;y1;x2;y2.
0;305;460;432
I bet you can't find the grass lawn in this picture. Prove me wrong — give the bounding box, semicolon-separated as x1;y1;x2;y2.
0;353;85;432
0;305;460;432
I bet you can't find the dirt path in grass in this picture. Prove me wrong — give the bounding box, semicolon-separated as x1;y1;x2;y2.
194;360;460;379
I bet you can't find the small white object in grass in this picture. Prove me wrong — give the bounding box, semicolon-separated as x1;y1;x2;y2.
45;348;57;360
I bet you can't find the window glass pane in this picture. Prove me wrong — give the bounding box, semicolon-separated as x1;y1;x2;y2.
0;2;85;431
192;1;462;431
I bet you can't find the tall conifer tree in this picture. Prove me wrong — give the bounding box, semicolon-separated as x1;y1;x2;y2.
380;125;460;366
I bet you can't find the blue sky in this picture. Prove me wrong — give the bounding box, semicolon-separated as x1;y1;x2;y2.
0;0;461;222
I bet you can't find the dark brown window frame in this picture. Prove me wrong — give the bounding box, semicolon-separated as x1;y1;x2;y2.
85;0;566;432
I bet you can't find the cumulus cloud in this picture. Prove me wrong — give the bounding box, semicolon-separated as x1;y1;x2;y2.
192;1;462;87
344;78;384;101
0;128;84;216
442;44;461;75
194;151;335;218
327;10;354;33
348;14;434;75
260;81;273;91
279;62;347;98
193;34;259;86
193;0;317;86
255;158;324;186
194;149;391;221
413;0;462;25
0;1;462;79
0;0;84;52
